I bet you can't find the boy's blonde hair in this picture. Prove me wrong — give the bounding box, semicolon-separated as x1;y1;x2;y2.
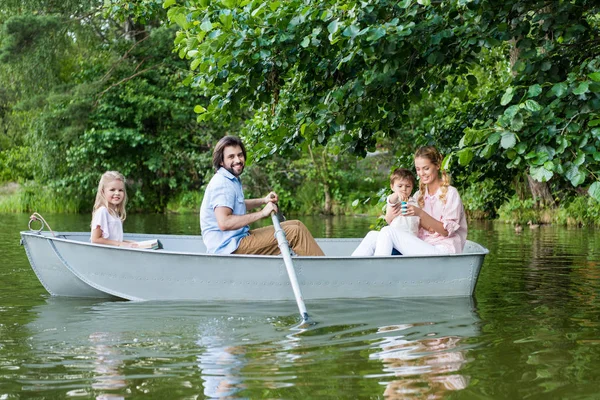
92;171;128;222
414;146;450;207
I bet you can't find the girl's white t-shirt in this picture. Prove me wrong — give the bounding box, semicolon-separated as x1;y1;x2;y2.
91;206;123;242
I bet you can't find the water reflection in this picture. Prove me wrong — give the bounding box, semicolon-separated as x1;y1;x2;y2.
20;296;480;398
367;299;476;399
88;332;126;398
197;335;246;398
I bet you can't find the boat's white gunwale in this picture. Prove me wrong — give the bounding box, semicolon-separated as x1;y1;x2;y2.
21;231;488;260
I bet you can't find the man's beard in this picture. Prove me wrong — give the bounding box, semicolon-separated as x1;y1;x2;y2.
224;163;244;177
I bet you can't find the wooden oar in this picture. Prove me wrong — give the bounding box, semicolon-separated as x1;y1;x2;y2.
271;212;311;324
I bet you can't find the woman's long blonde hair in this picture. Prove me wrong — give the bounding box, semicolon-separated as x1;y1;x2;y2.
415;146;450;207
92;171;127;222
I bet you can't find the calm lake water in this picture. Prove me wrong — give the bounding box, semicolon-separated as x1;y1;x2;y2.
2;213;600;399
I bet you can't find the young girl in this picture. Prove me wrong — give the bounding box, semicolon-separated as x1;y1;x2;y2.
90;171;138;248
351;168;419;256
373;146;467;256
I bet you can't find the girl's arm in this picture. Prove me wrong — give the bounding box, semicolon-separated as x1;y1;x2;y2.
91;227;138;247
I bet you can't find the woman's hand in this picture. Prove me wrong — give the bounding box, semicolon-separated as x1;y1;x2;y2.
406;204;421;217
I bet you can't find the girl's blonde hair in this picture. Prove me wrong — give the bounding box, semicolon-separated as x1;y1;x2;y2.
92;171;128;222
415;146;450;207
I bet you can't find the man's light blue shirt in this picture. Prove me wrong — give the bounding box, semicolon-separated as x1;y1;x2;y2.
200;167;250;254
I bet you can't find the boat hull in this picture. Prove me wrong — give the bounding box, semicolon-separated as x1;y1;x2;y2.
21;232;488;301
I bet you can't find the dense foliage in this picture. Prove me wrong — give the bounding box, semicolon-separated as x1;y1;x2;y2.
1;0;599;222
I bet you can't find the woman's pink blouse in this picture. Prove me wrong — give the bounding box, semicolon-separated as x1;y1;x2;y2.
413;185;467;254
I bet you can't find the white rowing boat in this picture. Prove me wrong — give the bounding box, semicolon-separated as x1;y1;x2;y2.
20;231;488;301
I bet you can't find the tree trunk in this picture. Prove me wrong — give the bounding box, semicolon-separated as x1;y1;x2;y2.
307;145;333;215
527;175;555;208
510;30;555;208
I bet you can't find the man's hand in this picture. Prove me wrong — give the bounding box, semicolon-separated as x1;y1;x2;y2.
264;191;278;204
261;201;278;217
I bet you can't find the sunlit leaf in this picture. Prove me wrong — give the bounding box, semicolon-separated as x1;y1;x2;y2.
588;72;600;82
501;87;514;106
527;84;542;98
551;82;568;98
565;165;585;186
589;182;600;202
530;166;553;182
500;131;516;149
524;99;543;112
457;148;474;165
572;81;589;95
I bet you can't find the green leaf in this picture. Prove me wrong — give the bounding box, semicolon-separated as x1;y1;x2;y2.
574;152;585;166
500;131;516;149
541;61;551;71
530;166;553;182
594;152;600;161
524;99;543;112
366;27;386;42
457;148;474;166
327;19;339;34
501;87;514;106
342;24;360;38
551;82;568;98
221;0;237;8
572;81;589;95
441;154;452;171
565;165;585;187
527;84;542;98
190;58;201;70
200;19;213;32
588;119;600;127
194;105;207;113
589;182;600;202
417;0;431;5
163;0;176;8
511;113;524;131
398;0;411;8
219;13;233;29
588;72;600;82
515;142;527;154
487;132;501;145
300;36;310;47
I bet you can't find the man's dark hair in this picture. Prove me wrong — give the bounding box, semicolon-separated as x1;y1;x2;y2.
212;136;247;171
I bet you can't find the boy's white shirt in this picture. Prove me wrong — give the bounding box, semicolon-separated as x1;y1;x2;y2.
386;195;420;236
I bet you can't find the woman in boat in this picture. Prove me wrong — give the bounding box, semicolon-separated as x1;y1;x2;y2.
90;171;139;248
354;146;467;256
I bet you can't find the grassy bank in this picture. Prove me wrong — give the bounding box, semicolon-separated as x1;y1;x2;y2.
0;182;79;213
3;183;600;227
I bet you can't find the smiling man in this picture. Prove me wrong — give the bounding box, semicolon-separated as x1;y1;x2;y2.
200;136;324;256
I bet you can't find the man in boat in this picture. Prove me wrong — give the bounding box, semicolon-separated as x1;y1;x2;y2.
200;135;325;256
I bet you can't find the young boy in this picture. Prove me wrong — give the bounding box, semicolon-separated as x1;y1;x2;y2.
351;168;419;256
386;168;419;236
